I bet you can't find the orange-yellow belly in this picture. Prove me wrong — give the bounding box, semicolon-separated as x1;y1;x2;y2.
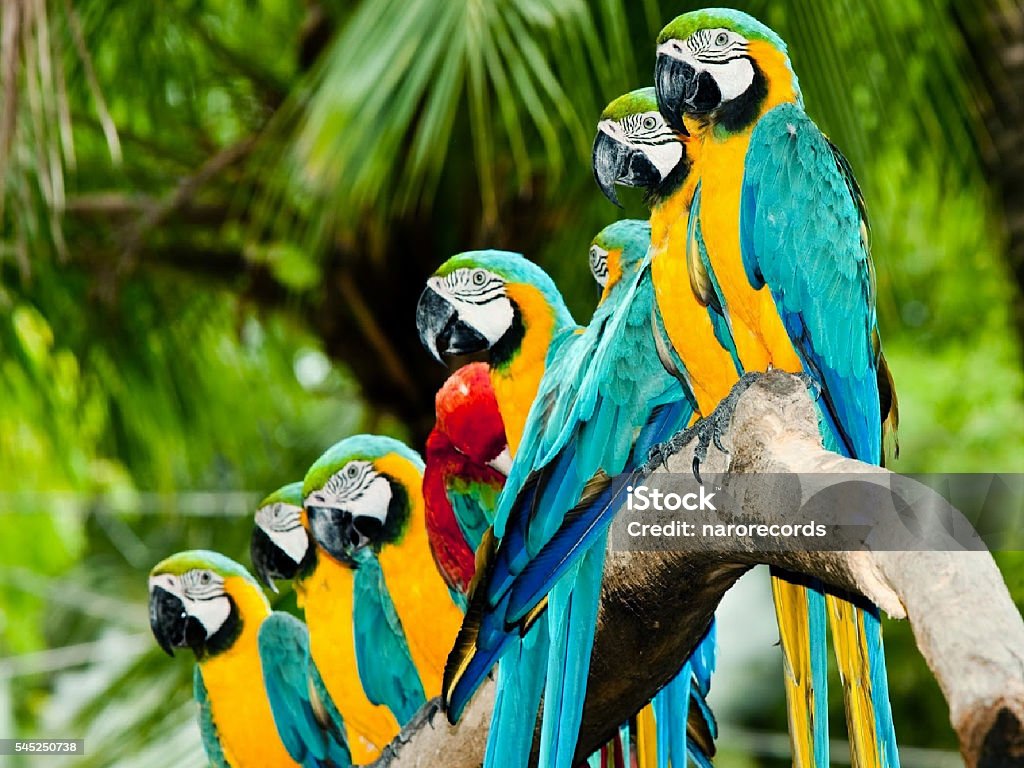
492;371;533;455
377;510;464;697
199;639;299;768
651;208;741;416
697;134;801;374
300;559;400;762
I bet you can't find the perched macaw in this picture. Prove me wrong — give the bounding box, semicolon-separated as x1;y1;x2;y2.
251;483;400;763
423;362;509;606
417;231;712;768
593;90;742;417
594;83;830;768
416;250;576;767
302;435;465;721
148;550;350;768
592;94;742;768
655;8;900;768
419;263;703;768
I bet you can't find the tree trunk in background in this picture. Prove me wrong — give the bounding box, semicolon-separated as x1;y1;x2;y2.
953;0;1024;354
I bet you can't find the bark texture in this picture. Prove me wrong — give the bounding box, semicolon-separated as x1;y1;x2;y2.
376;371;1024;768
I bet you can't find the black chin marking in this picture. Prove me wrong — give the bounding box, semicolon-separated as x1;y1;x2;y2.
203;597;241;659
649;151;694;207
489;304;525;370
623;151;662;191
185;615;208;657
353;515;384;544
369;476;410;549
716;60;768;132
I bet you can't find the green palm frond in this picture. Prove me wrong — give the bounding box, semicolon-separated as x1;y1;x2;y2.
249;0;656;250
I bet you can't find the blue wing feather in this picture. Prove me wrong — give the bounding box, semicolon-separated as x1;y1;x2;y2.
258;612;352;768
352;556;426;725
740;103;880;463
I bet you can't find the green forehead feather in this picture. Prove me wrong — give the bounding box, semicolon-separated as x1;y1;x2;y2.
658;8;788;53
433;250;523;279
151;550;257;583
431;249;571;322
258;481;304;510
304;434;424;496
593;220;651;271
600;87;658;120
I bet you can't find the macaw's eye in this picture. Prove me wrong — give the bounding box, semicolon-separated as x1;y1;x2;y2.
200;571;211;584
715;32;729;46
642;116;657;130
472;270;487;286
346;464;359;478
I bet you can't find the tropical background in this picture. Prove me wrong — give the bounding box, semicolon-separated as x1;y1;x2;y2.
1;0;1022;765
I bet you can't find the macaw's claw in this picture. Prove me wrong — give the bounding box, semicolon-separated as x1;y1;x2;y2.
373;698;443;766
642;372;764;482
398;698;442;744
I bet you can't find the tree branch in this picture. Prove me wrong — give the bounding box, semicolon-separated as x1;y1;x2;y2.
376;371;1024;768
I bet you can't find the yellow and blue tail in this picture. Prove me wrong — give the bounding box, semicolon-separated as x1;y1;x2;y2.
771;572;829;768
828;596;901;768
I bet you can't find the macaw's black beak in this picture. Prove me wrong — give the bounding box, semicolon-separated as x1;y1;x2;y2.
592;131;627;207
149;586;205;657
307;506;363;567
656;51;722;122
593;130;663;207
250;526;294;593
416;286;489;364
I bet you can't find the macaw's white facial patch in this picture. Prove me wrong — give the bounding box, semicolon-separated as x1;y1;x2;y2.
309;460;393;524
149;570;231;637
427;269;515;345
704;57;755;103
255;502;309;564
598;113;682;181
641;138;684;181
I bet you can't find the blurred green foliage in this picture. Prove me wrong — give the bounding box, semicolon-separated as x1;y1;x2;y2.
0;0;1022;766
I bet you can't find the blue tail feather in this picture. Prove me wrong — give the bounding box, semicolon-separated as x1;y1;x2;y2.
864;607;901;767
538;534;608;768
483;619;550;768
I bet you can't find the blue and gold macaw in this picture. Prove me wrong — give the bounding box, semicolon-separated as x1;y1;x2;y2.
416;250;576;768
655;8;900;768
429;225;715;768
148;550;350;768
302;435;465;726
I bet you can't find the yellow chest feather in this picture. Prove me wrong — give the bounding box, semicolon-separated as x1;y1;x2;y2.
375;454;463;697
490;282;562;453
688;44;803;374
649;186;742;414
198;583;298;768
299;557;399;762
